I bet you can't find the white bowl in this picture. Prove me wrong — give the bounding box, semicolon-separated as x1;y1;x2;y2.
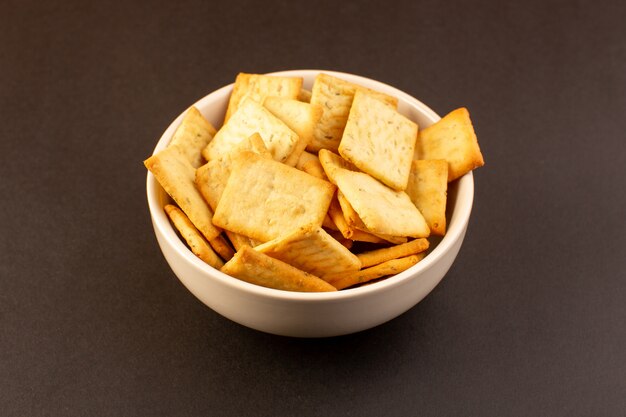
146;70;474;337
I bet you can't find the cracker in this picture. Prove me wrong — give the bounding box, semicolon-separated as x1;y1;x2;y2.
225;230;255;252
298;88;312;103
406;159;448;235
328;254;425;290
208;234;235;261
414;107;484;181
308;73;398;152
164;204;224;269
144;146;222;241
168;106;217;168
224;73;302;123
295;150;318;170
221;246;336;292
263;97;322;166
212;152;336;242
357;238;429;268
254;226;361;279
324;154;430;238
196;133;271;211
202;97;300;165
318;148;359;182
338;91;417;190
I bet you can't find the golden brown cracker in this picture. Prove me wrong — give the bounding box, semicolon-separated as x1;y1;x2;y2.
338;91;417;190
308;73;398;152
263;97;323;166
406;159;448;235
212;152;336;242
168;106;217;168
220;246;336;292
328;254;424;290
164;204;224;269
203;97;300;165
322;152;430;238
414;107;484;181
357;238;429;268
254;226;361;279
144;146;222;241
224;73;302;123
195;133;271;211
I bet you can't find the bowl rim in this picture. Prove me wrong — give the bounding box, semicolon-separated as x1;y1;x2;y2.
146;69;474;303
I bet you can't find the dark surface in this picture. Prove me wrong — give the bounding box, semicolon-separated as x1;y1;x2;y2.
1;0;625;416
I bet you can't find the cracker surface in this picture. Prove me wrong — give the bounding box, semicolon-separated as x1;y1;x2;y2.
339;91;417;190
406;159;448;235
169;106;217;168
144;146;222;241
414;107;484;181
254;226;361;279
309;73;398;152
224;73;302;123
212;152;335;242
221;246;336;292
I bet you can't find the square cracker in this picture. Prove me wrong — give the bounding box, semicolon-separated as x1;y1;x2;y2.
414;107;484;181
254;226;361;279
202;97;300;165
168;106;217;168
144;145;222;241
320;151;430;238
406;159;448;236
263;97;323;166
224;73;302;123
212;152;336;242
308;73;398;153
221;246;336;292
339;91;417;191
196;133;271;211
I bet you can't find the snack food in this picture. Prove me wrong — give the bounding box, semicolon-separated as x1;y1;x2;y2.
146;72;484;292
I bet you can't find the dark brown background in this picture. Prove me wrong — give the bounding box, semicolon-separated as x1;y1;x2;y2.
1;0;625;416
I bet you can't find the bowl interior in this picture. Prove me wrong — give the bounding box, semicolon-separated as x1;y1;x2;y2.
146;69;474;301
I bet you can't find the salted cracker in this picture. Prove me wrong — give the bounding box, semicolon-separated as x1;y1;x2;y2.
221;246;336;292
224;73;302;123
327;254;425;290
202;97;300;165
414;107;484;181
254;226;361;279
212;152;336;242
406;159;448;236
308;73;398;153
339;91;417;190
144;146;222;241
168;106;217;168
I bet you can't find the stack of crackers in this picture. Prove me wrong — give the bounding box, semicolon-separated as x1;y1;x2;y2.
145;72;484;292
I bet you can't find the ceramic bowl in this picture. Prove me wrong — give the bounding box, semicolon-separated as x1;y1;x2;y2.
146;69;474;337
